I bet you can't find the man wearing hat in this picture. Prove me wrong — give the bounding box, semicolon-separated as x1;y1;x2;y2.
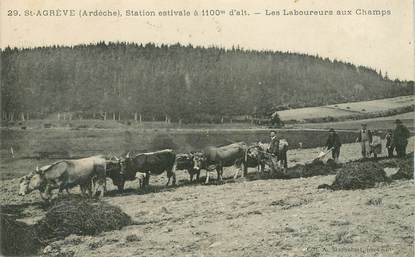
392;119;410;157
268;130;279;157
356;123;372;158
325;128;342;162
267;130;282;171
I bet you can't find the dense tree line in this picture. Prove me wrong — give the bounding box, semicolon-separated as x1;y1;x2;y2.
1;42;413;123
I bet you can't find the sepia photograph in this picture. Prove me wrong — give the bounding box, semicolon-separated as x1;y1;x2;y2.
0;0;414;256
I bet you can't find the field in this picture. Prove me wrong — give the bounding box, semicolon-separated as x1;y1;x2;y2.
277;95;414;122
295;112;414;131
1;106;414;257
0;137;414;257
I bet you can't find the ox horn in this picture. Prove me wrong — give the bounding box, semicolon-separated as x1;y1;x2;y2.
35;165;40;172
114;156;119;161
126;152;130;158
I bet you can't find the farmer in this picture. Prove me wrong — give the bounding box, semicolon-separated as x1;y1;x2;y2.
356;123;372;158
385;129;394;158
392;119;410;158
370;131;382;159
268;131;279;157
267;130;283;171
325;128;342;162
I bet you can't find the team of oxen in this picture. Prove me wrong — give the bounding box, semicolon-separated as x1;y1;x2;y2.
19;142;285;201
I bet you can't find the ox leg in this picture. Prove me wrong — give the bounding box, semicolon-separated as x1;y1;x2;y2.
170;162;177;186
117;179;125;193
58;181;68;196
92;176;106;198
233;166;239;179
217;165;223;182
139;179;143;188
189;170;194;182
87;181;93;198
196;170;200;181
40;185;52;201
145;173;150;187
166;172;171;186
166;170;176;186
80;184;87;198
96;182;105;198
205;170;210;184
242;162;248;177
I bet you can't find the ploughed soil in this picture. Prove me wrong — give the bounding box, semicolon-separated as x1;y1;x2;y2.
0;140;413;257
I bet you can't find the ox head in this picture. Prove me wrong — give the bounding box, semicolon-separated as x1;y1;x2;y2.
247;145;260;160
18;166;46;196
247;142;268;163
192;152;206;171
106;156;125;187
119;151;142;176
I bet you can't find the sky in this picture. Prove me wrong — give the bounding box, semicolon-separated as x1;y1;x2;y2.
1;0;413;80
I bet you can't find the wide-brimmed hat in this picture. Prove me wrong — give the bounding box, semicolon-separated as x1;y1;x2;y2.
395;119;402;124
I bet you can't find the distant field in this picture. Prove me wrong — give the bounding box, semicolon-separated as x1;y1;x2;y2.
296;112;414;131
277;95;414;122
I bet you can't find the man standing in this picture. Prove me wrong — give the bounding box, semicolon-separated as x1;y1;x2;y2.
356;123;372;159
267;131;281;172
325;128;342;162
392;119;410;158
268;131;279;157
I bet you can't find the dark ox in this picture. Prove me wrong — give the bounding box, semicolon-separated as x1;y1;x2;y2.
119;149;177;190
193;142;248;183
18;156;106;200
106;158;147;192
175;153;201;182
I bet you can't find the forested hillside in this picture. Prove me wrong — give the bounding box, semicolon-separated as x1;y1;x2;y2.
1;42;413;123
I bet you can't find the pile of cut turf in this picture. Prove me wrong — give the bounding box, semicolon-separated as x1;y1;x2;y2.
390;152;414;180
284;159;337;179
302;159;336;177
319;161;390;190
1;213;40;256
35;196;131;242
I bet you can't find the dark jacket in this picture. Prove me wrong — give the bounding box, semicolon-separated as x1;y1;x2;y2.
392;124;410;146
326;133;342;150
357;129;372;143
268;137;279;156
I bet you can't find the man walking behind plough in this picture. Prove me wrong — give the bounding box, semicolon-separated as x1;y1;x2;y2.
325;128;342;163
392;119;410;158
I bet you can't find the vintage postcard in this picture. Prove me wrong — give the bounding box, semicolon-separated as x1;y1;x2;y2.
0;0;413;256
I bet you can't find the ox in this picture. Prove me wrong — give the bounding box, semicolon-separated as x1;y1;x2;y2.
175;153;201;182
106;158;147;192
119;149;177;190
193;142;248;183
18;156;106;200
244;143;267;178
